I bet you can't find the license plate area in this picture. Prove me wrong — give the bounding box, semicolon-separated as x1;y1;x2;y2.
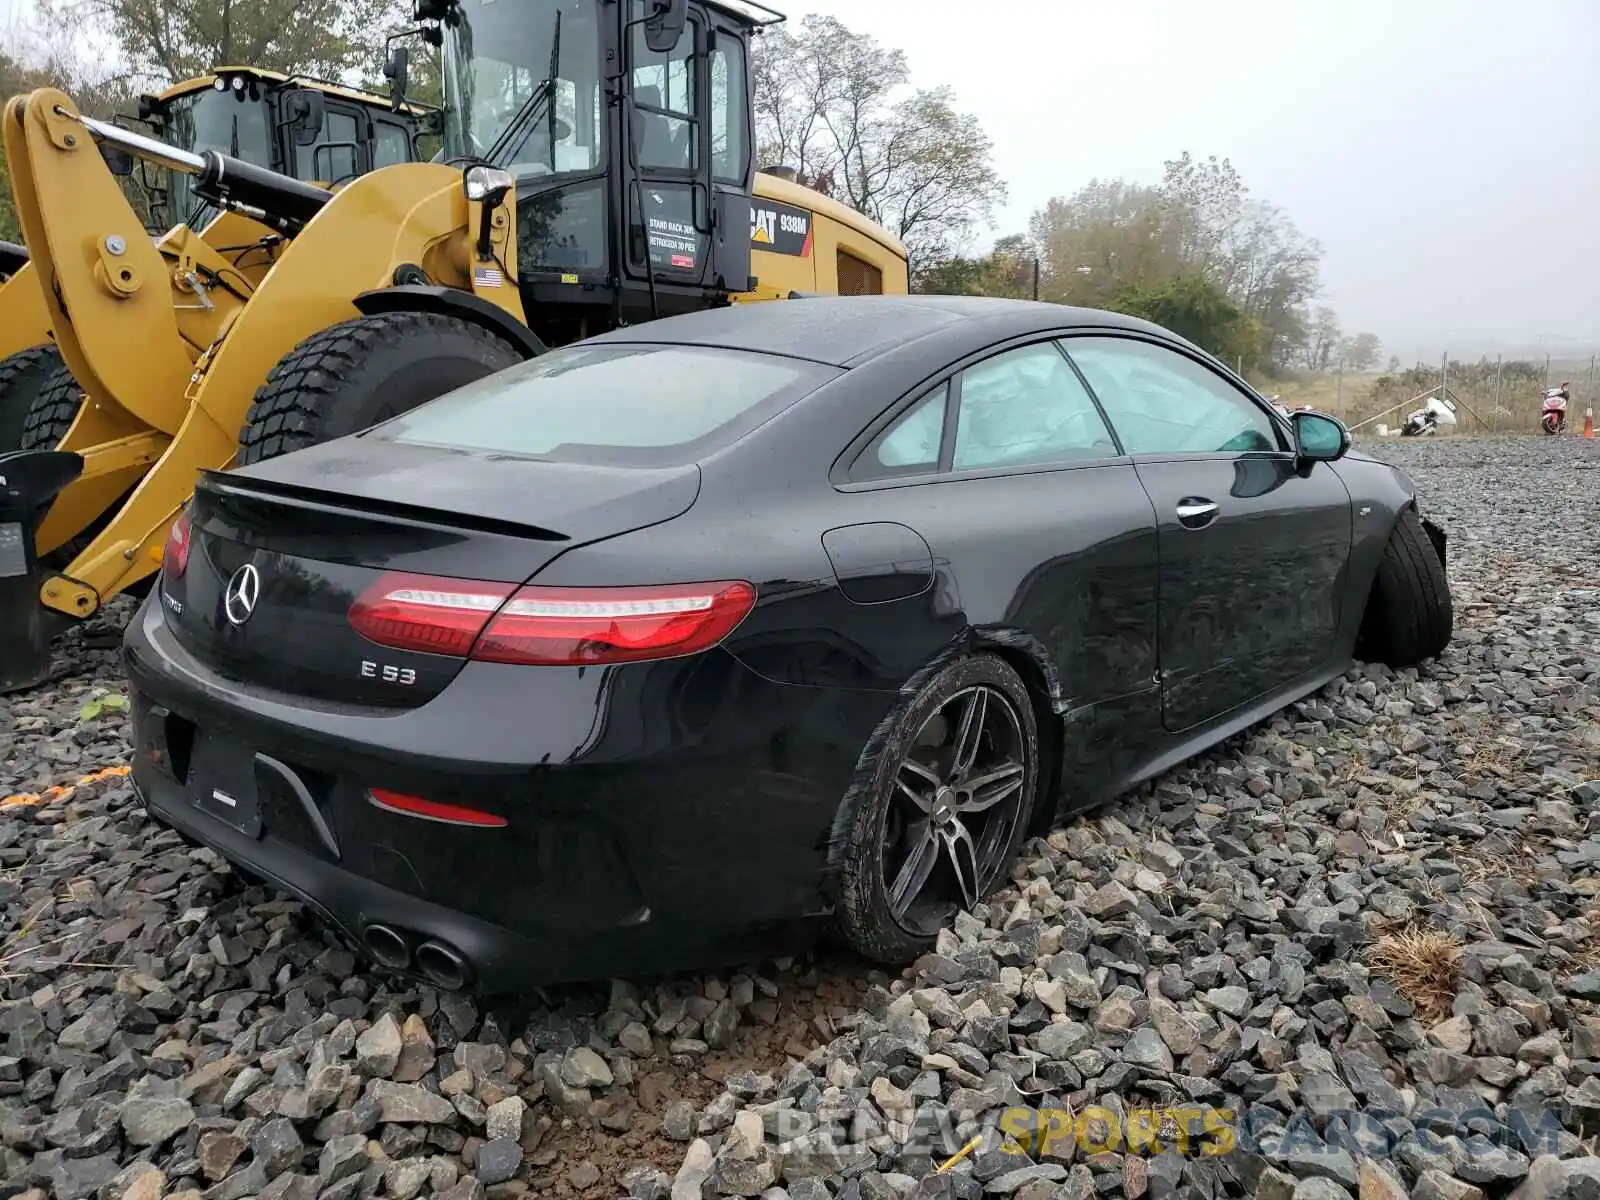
190;731;263;838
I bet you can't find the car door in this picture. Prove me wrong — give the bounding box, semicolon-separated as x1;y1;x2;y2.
844;338;1163;801
1061;334;1353;733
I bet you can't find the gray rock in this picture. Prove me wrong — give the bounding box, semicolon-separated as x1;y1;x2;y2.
367;1079;457;1124
476;1137;523;1186
251;1117;304;1177
562;1045;615;1088
119;1093;194;1146
318;1133;368;1185
486;1094;525;1142
355;1012;403;1076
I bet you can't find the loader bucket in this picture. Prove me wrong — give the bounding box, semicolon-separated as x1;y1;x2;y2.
0;449;83;691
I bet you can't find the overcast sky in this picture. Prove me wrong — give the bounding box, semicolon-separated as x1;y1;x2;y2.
782;0;1600;363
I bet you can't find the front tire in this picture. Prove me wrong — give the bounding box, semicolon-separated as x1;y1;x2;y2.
835;654;1040;966
18;361;83;451
1542;415;1560;436
1357;506;1453;668
237;312;527;466
0;344;67;450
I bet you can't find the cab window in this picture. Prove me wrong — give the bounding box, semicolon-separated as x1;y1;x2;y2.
710;37;748;182
632;2;698;171
296;107;362;182
373;121;413;168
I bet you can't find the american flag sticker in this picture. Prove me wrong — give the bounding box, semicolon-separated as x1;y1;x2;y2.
473;265;504;288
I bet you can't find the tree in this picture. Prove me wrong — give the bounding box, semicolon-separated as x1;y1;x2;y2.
1018;152;1326;372
1339;332;1381;372
1303;306;1341;372
751;16;1006;274
76;0;405;86
1109;274;1257;365
917;234;1036;298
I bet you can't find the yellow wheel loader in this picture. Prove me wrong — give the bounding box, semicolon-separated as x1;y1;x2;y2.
0;0;908;692
0;67;432;453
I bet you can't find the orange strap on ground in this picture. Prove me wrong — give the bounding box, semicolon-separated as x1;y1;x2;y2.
1;764;131;810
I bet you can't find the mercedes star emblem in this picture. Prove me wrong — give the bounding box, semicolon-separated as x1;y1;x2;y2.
223;563;261;626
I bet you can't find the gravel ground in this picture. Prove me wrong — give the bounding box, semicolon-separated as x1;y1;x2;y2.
2;433;1598;1200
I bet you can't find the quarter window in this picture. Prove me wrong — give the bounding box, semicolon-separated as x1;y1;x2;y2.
862;383;947;477
1063;336;1280;455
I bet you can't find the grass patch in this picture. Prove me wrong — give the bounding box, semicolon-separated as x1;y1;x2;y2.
1368;925;1463;1020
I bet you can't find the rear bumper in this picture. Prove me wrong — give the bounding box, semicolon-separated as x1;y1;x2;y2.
123;595;894;991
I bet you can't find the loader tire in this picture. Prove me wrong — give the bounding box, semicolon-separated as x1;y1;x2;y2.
238;312;527;466
18;361;83;451
0;343;66;450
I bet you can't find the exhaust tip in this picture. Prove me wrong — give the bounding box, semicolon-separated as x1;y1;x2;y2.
363;923;411;971
414;939;471;991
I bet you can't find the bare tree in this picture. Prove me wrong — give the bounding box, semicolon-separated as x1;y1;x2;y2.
751;16;1005;275
1340;332;1382;372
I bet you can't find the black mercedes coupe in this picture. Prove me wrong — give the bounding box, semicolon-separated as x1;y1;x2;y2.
123;296;1452;992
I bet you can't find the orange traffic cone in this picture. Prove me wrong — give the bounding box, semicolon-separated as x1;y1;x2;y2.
1585;408;1595;438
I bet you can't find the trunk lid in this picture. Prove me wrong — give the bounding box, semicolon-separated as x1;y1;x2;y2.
164;441;701;707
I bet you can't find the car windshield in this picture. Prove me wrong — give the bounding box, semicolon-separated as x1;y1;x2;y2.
162;88;273;226
442;0;604;178
369;343;840;466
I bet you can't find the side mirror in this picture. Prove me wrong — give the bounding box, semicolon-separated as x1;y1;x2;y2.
284;89;326;146
644;0;688;52
1290;410;1350;463
384;45;410;112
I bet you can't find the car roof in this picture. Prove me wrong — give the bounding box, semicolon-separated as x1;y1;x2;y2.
583;295;1186;368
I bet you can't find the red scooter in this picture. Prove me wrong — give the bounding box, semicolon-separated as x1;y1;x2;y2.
1541;385;1569;435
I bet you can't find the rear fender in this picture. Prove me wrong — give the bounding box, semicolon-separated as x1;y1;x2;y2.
354;285;545;359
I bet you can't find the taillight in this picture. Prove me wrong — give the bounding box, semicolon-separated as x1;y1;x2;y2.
475;581;757;665
349;575;514;656
163;509;192;580
349;572;756;665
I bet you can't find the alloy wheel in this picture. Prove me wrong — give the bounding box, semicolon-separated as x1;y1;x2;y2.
880;683;1030;935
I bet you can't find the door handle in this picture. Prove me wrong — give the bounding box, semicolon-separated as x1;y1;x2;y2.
1175;498;1219;528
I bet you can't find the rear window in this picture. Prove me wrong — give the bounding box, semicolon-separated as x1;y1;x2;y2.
370;343;838;466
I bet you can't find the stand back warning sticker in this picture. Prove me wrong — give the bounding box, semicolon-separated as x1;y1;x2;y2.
752;201;813;257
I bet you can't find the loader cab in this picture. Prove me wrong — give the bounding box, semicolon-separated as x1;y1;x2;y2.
435;0;778;344
138;72;426;231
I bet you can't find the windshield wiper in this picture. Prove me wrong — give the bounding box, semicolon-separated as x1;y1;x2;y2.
483;8;562;169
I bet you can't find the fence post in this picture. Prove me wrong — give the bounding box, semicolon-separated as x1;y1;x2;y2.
1441;352;1449;429
1494;354;1502;432
1336;356;1344;413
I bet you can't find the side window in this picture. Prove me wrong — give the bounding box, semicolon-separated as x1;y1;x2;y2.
1064;336;1280;455
710;38;748;183
952;344;1117;470
296;108;362;182
373;121;412;168
857;383;948;479
631;6;698;171
838;250;883;296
